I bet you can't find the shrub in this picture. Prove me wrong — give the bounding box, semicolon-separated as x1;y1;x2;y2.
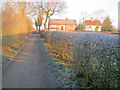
44;30;119;88
2;2;33;63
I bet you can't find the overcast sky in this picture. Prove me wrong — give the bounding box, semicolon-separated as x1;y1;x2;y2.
50;0;119;28
1;0;119;28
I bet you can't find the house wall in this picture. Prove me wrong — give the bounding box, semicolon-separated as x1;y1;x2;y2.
85;25;101;31
85;25;93;31
49;25;77;31
98;26;101;31
65;25;77;31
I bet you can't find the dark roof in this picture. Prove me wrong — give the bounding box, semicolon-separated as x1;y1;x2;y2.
84;20;101;26
49;19;77;25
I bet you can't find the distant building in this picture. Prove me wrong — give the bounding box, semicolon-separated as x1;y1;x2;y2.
84;18;102;31
48;17;77;31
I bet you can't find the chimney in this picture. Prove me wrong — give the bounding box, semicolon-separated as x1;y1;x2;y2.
66;17;68;20
91;18;93;22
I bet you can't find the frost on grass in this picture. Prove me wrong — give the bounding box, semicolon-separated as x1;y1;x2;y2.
44;30;119;88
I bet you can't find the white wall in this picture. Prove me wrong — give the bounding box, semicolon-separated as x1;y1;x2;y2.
85;26;92;31
91;26;96;31
85;25;101;31
98;26;101;31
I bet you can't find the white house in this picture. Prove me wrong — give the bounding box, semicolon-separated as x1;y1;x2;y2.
84;18;102;31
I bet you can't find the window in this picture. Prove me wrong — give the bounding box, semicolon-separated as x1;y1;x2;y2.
52;25;56;28
87;26;92;29
70;25;74;28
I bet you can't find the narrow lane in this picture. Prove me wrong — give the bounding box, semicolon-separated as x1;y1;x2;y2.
2;34;55;88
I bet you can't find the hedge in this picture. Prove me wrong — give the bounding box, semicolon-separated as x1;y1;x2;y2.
44;30;119;88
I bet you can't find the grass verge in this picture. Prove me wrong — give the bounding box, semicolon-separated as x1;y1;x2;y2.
2;33;31;66
41;39;78;88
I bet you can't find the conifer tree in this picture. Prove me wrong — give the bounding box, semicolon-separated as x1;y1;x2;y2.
102;16;113;32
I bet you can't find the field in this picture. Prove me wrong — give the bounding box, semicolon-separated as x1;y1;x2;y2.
44;30;119;88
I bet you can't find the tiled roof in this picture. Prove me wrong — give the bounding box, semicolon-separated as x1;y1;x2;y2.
84;20;101;26
48;19;77;25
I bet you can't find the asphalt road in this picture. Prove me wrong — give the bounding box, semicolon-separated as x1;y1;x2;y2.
2;34;55;88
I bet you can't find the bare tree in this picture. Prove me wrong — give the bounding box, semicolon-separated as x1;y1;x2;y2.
38;0;66;30
2;2;33;36
37;11;43;32
12;2;36;16
13;1;66;31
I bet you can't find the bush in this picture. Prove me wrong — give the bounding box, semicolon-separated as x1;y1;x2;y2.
44;30;119;88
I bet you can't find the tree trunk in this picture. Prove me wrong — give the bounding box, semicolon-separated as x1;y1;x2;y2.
44;22;47;30
44;16;49;30
39;25;40;33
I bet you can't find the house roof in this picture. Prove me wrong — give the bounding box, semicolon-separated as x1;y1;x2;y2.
48;18;77;25
84;20;101;26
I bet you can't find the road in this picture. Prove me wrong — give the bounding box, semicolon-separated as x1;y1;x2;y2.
2;34;55;88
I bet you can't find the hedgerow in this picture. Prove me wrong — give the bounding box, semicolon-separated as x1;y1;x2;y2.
44;30;119;88
2;2;33;64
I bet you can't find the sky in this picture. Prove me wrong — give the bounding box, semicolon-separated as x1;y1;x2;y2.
50;0;119;29
0;0;119;29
